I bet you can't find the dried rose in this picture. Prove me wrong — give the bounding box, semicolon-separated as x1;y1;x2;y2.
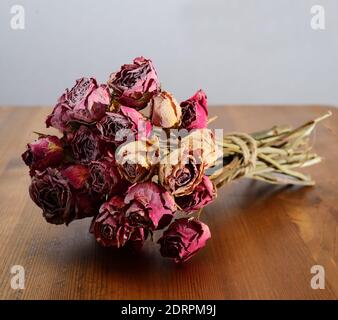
150;91;182;128
61;164;89;190
124;182;176;230
69;125;102;164
126;227;148;251
108;56;159;110
30;165;99;225
175;176;216;213
61;164;100;219
180;89;208;130
22;135;63;175
97;106;151;145
115;137;159;184
46;78;110;132
159;147;205;197
29;168;74;225
89;159;125;197
180;128;220;168
90;196;132;248
158;218;211;263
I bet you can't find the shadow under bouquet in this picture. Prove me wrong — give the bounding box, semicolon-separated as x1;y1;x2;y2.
22;57;330;263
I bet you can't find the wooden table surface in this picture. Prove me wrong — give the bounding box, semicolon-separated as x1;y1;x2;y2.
0;105;337;300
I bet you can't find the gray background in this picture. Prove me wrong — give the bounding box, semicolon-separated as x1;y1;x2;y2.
0;0;337;107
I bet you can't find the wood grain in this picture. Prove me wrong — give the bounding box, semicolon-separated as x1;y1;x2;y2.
0;105;337;300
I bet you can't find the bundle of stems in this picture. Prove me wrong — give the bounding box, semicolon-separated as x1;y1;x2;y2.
209;112;332;188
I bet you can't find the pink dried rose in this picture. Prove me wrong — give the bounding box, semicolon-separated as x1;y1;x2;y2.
97;106;152;145
46;78;110;132
22;135;63;175
175;176;216;213
89;158;126;198
90;196;132;248
180;89;208;130
61;164;100;218
158;218;211;263
108;56;159;110
69;125;103;164
159;147;205;197
150;91;182;128
124;182;176;230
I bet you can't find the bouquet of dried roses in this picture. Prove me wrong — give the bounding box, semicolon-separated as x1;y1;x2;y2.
22;57;330;263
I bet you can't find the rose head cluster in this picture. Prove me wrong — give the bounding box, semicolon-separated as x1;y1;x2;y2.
22;56;218;263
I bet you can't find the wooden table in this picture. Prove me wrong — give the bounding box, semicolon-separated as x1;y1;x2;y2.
0;105;337;300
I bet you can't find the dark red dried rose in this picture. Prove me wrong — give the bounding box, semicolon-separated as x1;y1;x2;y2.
29;168;74;225
69;125;103;164
89;159;126;197
29;166;98;225
158;218;211;263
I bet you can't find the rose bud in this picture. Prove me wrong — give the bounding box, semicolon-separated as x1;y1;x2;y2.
115;137;159;184
46;78;110;132
22;135;63;174
108;56;159;110
29;168;75;225
69;125;103;164
150;91;182;128
97;106;152;145
175;176;216;213
180;89;208;130
158;218;211;263
159;147;205;197
181;128;220;169
89;159;125;197
124;182;176;230
90;196;132;248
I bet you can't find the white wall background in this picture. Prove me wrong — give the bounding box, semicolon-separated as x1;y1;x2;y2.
0;0;337;106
